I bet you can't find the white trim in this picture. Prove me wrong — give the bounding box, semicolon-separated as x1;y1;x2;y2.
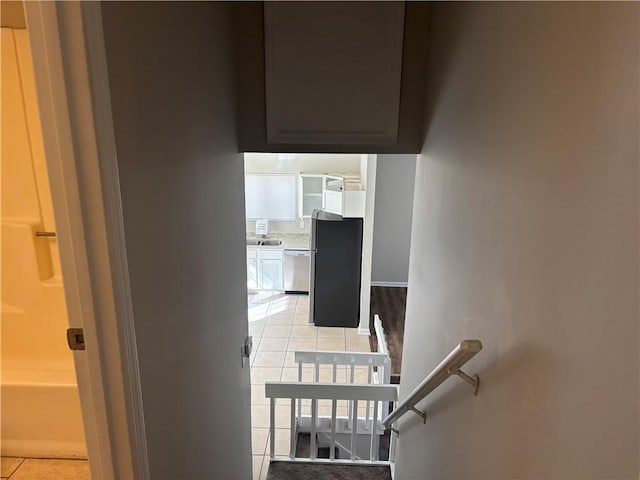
371;281;408;288
265;382;398;402
359;154;377;334
23;3;149;479
358;326;372;336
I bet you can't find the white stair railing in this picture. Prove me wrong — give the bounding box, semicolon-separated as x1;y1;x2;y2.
264;382;398;464
294;350;392;423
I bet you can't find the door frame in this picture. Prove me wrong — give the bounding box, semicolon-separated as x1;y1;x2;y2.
23;2;149;478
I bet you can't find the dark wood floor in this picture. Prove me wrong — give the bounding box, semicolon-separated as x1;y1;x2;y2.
368;286;407;380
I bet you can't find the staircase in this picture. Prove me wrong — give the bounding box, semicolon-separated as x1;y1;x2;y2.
264;319;396;478
266;461;392;480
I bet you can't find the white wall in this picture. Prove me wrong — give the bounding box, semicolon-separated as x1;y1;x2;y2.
397;3;639;479
244;152;361;233
371;154;416;285
244;152;362;174
101;4;252;479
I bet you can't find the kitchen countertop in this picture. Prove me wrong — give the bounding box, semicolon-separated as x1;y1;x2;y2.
247;232;310;250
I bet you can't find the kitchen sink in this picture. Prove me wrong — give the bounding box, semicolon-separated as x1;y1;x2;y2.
246;238;283;246
260;239;283;246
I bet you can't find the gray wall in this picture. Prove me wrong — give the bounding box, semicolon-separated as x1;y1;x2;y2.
101;4;252;478
371;154;416;284
397;3;639;479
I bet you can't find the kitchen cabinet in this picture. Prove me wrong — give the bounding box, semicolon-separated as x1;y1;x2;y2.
246;248;259;290
298;173;366;218
323;175;365;217
323;190;366;218
247;247;284;291
236;2;431;153
298;174;324;218
263;3;405;145
299;173;365;218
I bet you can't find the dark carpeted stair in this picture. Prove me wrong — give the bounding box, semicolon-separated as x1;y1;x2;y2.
265;432;392;479
265;462;392;480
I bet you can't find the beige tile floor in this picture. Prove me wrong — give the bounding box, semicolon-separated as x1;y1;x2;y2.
1;457;89;480
247;292;372;479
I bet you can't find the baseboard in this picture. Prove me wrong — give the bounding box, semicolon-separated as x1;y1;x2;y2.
370;281;408;288
358;325;371;336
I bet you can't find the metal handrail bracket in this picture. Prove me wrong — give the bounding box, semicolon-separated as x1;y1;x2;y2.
382;339;482;431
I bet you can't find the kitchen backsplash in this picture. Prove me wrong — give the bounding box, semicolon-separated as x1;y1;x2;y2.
246;219;311;234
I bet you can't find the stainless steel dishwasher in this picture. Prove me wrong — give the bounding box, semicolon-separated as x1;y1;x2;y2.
283;249;310;293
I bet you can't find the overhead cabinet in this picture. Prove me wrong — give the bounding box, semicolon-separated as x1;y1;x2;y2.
298;174;324;218
299;173;365;218
322;176;365;218
236;2;430;153
263;2;405;145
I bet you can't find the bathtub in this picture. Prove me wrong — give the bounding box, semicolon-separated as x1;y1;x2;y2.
1;368;87;458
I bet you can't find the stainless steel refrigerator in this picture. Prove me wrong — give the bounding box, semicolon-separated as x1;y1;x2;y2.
309;210;363;328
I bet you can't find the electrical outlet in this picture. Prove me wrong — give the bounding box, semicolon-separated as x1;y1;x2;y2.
299;219;305;229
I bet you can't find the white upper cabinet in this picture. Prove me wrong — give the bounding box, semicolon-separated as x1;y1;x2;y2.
264;3;405;145
299;173;365;218
298;174;324;218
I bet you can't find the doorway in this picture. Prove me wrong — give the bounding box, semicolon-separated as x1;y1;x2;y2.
0;21;88;479
242;153;376;476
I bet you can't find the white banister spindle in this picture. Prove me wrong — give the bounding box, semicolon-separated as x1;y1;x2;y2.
330;399;337;460
310;398;317;460
382;358;391;418
365;360;373;429
297;361;302;416
350;399;358;460
314;360;320;382
370;399;379;461
289;399;296;459
332;357;337;382
270;398;276;458
348;360;355;430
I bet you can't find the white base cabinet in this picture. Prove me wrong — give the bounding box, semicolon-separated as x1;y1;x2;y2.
247;248;284;291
